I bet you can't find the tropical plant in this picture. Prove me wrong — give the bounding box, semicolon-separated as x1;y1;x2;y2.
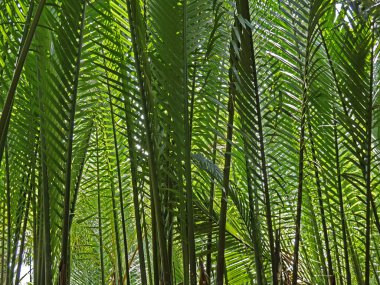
0;0;379;284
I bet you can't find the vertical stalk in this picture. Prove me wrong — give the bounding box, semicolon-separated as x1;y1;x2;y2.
216;40;237;285
114;60;149;283
69;122;93;230
150;192;160;285
291;8;315;282
5;146;11;285
107;75;131;285
142;200;153;285
37;90;52;285
305;190;327;284
364;29;374;285
307;121;335;284
38;57;53;285
15;142;38;285
15;187;32;284
32;167;40;285
106;18;148;281
125;0;171;282
332;108;351;284
60;3;86;284
122;95;148;285
182;1;196;283
164;135;174;281
319;25;351;284
324;182;343;285
0;199;5;284
245;156;265;285
292;97;307;285
206;95;221;283
235;0;275;282
10;175;31;283
100;124;124;285
96;128;105;285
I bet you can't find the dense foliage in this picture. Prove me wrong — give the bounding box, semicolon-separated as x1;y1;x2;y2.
0;0;379;284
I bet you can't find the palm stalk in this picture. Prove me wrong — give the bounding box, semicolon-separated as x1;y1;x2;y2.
10;175;29;284
37;48;53;285
121;87;148;285
206;95;221;283
292;89;307;285
307;120;335;284
107;77;131;285
216;40;237;285
5;146;11;285
1;199;5;284
235;0;276;283
60;3;86;284
182;1;197;283
100;124;124;284
15;179;33;285
96;128;106;285
364;28;375;285
125;0;171;282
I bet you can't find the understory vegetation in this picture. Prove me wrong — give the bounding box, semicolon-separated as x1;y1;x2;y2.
0;0;379;284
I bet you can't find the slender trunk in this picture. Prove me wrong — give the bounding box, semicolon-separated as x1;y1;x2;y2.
33;170;40;285
38;66;53;285
125;0;171;282
150;192;160;285
325;182;343;285
10;144;37;284
319;25;352;284
306;190;327;284
216;41;237;285
38;214;45;285
38;111;52;285
1;199;5;284
15;186;33;284
332;109;351;284
364;30;374;285
142;201;153;285
14;141;38;284
5;146;11;285
164;135;174;282
103;16;149;282
292;97;307;285
179;167;189;285
206;95;221;283
69;122;93;230
245;156;265;285
291;8;315;281
96;129;106;285
121;85;148;285
107;76;131;285
100;124;124;285
9;191;23;284
60;4;86;285
308;121;335;284
182;2;196;283
236;1;275;283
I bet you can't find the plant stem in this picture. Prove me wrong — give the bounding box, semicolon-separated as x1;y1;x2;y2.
96;128;106;285
216;40;237;285
125;0;171;282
